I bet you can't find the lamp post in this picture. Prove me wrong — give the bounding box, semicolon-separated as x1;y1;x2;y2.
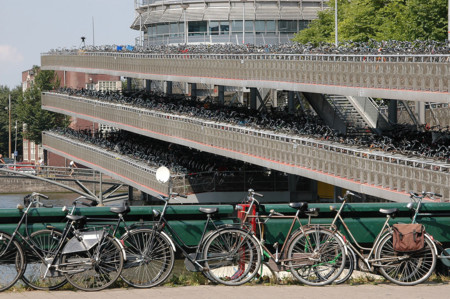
335;0;338;47
8;94;11;159
241;0;247;44
181;3;189;44
14;120;17;166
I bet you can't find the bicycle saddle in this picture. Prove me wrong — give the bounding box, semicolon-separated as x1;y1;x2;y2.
379;208;398;218
289;202;308;211
110;202;131;215
199;207;218;215
66;215;86;222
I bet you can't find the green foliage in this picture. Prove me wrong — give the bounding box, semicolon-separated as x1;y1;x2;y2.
16;67;69;144
293;0;448;43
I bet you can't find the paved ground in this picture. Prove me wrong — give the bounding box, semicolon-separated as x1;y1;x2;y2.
1;283;449;299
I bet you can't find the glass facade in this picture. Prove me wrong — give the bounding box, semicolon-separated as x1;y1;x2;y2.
145;20;310;45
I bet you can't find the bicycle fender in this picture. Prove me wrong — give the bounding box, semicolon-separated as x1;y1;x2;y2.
160;231;177;253
113;236;128;261
425;234;438;255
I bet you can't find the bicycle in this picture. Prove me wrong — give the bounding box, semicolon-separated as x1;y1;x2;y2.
18;194;124;291
140;191;261;286
407;191;450;271
325;190;437;286
238;189;347;286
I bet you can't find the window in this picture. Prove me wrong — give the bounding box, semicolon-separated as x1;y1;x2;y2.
30;141;36;161
209;21;219;35
231;20;242;33
170;23;180;37
299;20;310;31
188;21;207;36
23;141;28;162
266;21;276;33
245;20;253;33
156;23;170;36
255;21;265;34
220;22;229;35
278;20;297;33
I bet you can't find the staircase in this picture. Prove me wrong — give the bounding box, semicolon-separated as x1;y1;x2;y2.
327;95;373;136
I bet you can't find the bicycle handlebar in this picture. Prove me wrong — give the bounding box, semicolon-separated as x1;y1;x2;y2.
31;192;49;200
247;189;263;198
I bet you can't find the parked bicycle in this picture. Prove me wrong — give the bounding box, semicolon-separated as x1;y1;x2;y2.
237;189;347;286
16;194;124;291
324;190;437;286
408;191;450;270
131;166;262;287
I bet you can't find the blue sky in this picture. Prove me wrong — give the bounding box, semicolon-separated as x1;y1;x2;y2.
0;0;136;89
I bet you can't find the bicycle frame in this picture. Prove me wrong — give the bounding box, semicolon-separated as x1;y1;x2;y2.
151;196;235;271
328;201;393;271
409;192;447;262
240;190;339;271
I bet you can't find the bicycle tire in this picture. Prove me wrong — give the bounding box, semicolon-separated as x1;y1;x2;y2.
287;228;346;286
21;229;68;290
0;232;25;292
62;234;124;291
120;228;174;288
202;228;261;286
376;232;436;286
334;246;356;284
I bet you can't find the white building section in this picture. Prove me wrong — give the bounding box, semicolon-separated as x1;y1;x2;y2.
131;0;328;45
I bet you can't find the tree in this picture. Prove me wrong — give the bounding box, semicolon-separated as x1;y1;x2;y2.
293;0;448;43
16;66;69;144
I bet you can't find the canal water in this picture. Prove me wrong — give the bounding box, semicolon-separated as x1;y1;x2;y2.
0;193;81;209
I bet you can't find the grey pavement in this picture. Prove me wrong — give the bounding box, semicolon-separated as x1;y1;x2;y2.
1;284;449;299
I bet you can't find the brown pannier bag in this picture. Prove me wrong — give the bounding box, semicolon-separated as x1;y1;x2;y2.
392;224;425;252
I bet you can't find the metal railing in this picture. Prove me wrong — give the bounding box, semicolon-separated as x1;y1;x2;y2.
42;131;290;196
41;51;450;102
42;92;450;201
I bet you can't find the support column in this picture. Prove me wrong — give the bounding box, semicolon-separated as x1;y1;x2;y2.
126;77;132;92
415;101;426;124
218;85;225;105
310;180;318;202
288;91;295;114
145;79;151;92
166;81;172;95
388;99;398;124
190;83;197;98
249;87;257;110
128;186;134;201
333;186;342;203
288;174;297;202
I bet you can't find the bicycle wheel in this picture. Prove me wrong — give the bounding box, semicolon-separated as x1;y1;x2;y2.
120;228;174;288
22;229;68;290
376;232;436;286
202;229;261;286
62;234;124;291
0;232;25;292
287;228;346;286
334;246;356;284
